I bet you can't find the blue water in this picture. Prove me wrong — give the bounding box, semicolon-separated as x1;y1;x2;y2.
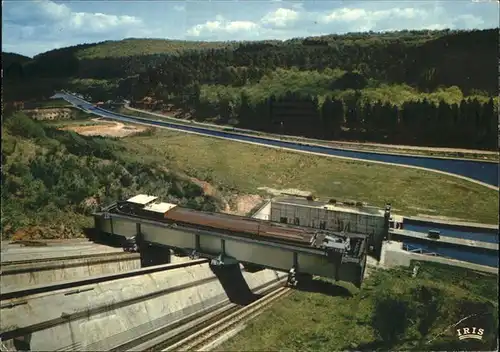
404;224;499;244
56;93;499;187
403;219;499;267
403;241;499;268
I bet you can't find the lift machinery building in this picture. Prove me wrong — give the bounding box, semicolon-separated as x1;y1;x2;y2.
268;197;391;257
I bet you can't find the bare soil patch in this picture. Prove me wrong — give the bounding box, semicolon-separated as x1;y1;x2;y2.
257;187;313;197
189;176;262;215
226;194;263;216
60;118;147;137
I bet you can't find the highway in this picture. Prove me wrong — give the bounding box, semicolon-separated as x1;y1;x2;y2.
53;92;499;188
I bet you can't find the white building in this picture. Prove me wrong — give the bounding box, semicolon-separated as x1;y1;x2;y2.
269;197;391;248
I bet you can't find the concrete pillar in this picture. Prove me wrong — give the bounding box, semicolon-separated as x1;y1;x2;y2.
139;244;171;268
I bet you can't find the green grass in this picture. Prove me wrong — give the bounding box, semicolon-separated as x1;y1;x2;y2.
119;106;499;162
218;262;498;351
123;129;498;224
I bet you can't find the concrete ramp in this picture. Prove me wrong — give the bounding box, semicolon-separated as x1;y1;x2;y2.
1;263;287;351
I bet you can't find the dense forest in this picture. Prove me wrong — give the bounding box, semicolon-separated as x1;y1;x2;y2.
3;28;498;149
1;112;223;239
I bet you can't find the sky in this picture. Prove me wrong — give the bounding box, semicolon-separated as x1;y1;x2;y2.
2;0;499;57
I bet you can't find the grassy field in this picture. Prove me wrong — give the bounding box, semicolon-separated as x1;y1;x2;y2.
218;262;498;351
123;129;498;224
120;106;499;162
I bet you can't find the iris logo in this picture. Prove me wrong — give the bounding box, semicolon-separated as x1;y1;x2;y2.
456;327;485;340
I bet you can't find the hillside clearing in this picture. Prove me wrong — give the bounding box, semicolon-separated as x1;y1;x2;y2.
59;118;147;138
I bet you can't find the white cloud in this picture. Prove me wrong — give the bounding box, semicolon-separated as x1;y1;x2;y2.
261;8;300;28
319;7;429;26
184;2;491;40
186;15;259;37
173;5;185;12
67;12;141;33
4;0;149;40
2;0;153;56
186;7;302;37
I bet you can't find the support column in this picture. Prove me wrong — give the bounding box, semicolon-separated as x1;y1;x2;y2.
140;244;171;268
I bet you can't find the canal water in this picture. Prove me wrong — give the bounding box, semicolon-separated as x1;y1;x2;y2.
403;241;498;268
56;93;499;187
403;219;498;267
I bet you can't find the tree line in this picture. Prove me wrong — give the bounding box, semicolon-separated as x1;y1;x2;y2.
171;91;496;149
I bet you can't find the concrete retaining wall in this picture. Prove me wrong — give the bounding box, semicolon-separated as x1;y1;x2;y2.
2;254;189;291
380;241;497;274
1;263;286;351
1;243;124;262
2;259;141;291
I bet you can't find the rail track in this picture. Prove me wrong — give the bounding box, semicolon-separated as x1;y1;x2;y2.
117;281;291;352
163;286;291;351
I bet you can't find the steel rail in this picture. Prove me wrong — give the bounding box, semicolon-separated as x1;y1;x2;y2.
162;286;291;352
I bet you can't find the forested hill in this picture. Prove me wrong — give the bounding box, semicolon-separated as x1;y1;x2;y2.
2;52;32;68
4;29;497;92
3;28;498;150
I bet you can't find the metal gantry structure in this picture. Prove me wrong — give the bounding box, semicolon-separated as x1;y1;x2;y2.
93;195;391;288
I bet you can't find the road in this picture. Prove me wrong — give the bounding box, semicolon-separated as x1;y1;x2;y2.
53;92;499;189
